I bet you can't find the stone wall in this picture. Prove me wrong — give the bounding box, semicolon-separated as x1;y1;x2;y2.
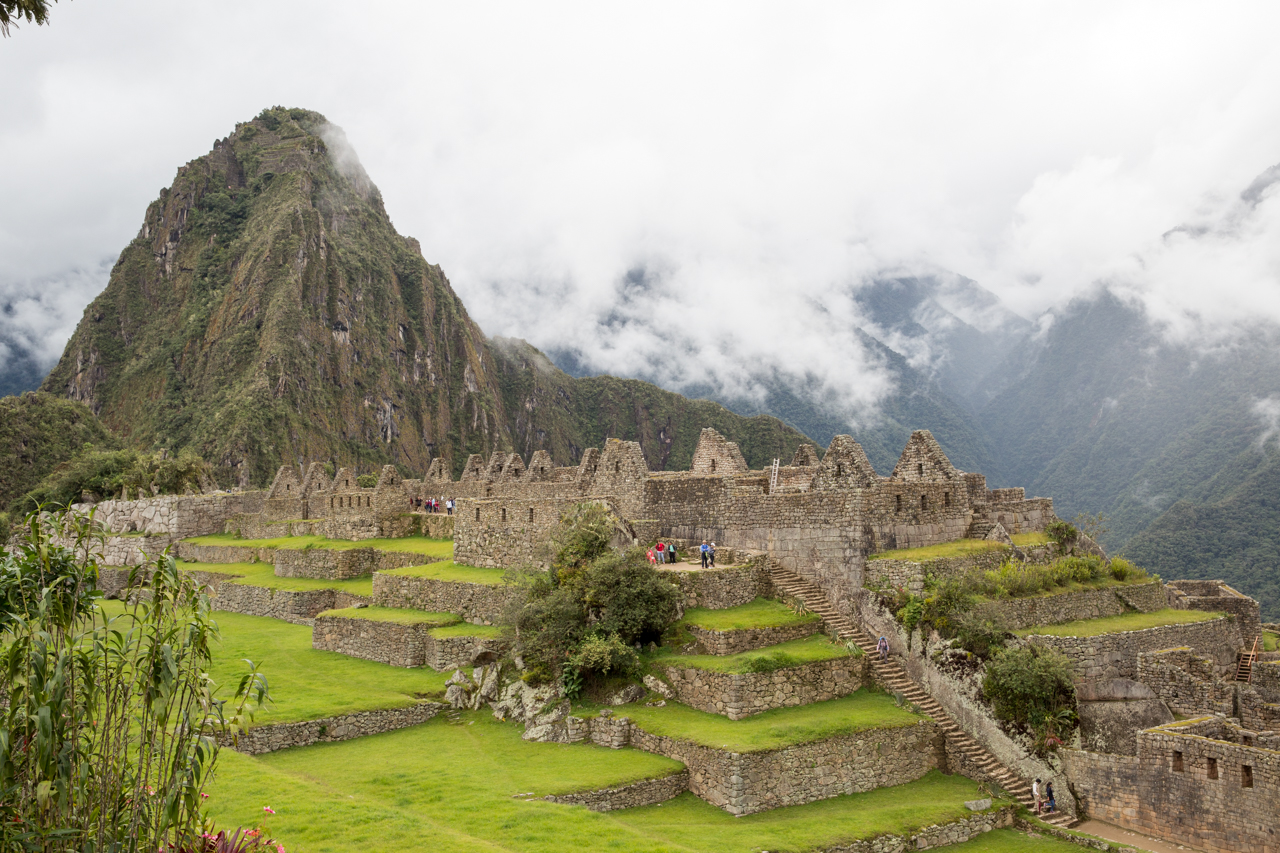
208;581;371;625
175;541;276;564
821;808;1017;853
688;619;820;655
1168;580;1263;649
993;582;1167;631
540;770;689;812
1137;648;1280;731
273;548;423;580
854;590;1077;820
1027;616;1242;681
660;558;775;610
453;495;579;568
312;615;508;670
662;656;866;719
225;702;442;755
1064;717;1280;853
78;492;265;538
568;712;942;815
371;572;516;625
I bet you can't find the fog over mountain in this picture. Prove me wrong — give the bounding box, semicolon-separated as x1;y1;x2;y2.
3;4;1280;611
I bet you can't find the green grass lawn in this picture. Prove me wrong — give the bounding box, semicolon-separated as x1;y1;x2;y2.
380;560;508;585
429;622;507;639
1018;608;1224;638
203;715;1005;853
656;635;849;674
579;691;922;752
185;533;453;557
179;560;375;596
681;597;820;631
317;606;460;626
95;602;451;723
1263;631;1278;652
1011;532;1052;548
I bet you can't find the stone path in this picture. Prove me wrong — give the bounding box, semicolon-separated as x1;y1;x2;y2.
769;566;1077;829
1075;820;1207;853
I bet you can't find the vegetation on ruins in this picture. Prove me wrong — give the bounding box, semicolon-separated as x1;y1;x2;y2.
981;646;1076;752
1015;607;1223;638
680;598;821;631
0;511;269;852
885;554;1152;658
18;447;209;514
506;503;680;693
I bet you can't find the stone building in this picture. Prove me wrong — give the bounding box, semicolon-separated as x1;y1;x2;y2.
444;427;1055;607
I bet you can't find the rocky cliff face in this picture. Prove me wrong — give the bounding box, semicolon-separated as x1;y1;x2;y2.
43;108;513;485
43;108;807;484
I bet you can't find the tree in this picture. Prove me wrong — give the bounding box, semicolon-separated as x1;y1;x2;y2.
0;508;269;851
0;0;58;37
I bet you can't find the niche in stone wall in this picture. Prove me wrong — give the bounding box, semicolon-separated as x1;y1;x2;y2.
1207;757;1218;779
917;463;924;476
944;491;951;507
710;459;716;473
1242;764;1253;788
1173;751;1183;772
501;508;507;522
895;494;902;513
475;507;481;521
528;508;534;522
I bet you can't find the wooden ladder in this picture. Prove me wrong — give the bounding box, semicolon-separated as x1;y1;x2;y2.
1237;636;1259;683
769;565;1078;828
768;458;780;494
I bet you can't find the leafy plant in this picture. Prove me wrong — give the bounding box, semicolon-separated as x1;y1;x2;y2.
355;474;377;488
0;508;270;852
982;645;1076;735
1045;520;1080;549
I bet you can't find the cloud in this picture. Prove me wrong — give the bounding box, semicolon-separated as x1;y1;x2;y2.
1252;396;1280;448
2;1;1279;423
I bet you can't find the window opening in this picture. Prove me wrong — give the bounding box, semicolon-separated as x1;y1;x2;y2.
501;508;507;522
836;463;843;477
944;491;951;507
917;463;924;476
528;508;534;522
1207;757;1218;779
615;461;621;473
475;507;481;521
921;495;929;511
895;494;902;512
710;459;716;473
1242;765;1253;788
1173;751;1183;772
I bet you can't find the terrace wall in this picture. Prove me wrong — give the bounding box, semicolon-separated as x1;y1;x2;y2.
660;558;775;610
994;582;1167;631
569;714;943;815
540;771;690;812
312;615;509;670
208;582;371;625
688;620;821;655
77;492;265;539
371;572;516;625
1027;617;1242;681
225;702;442;755
1168;580;1262;648
273;548;422;580
661;656;866;719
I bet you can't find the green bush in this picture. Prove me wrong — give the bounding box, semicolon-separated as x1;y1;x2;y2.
950;602;1012;660
547;502;614;578
18;448;210;512
743;651;801;673
982;645;1076;729
355;474;378;488
567;632;641;680
1045;520;1079;548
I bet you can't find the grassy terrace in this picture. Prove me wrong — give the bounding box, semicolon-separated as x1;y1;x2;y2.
205;717;1015;853
1264;630;1278;652
317;606;460;626
429;622;506;639
655;635;850;674
380;560;507;585
96;603;449;722
681;597;820;631
179;560;376;596
578;691;922;752
184;532;453;558
869;532;1051;562
1018;608;1224;638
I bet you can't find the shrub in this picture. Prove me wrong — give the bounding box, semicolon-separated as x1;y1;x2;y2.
982;645;1076;729
951;602;1012;660
567;632;641;680
19;448;210;511
547;502;614;578
744;651;801;673
1045;520;1079;548
0;509;269;851
355;473;378;488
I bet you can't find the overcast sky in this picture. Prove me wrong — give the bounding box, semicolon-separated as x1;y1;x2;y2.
3;2;1279;414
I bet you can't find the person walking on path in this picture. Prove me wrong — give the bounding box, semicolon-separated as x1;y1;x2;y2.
877;636;889;661
709;542;716;567
446;498;454;516
656;541;665;562
1045;781;1056;814
1033;779;1042;815
700;540;710;568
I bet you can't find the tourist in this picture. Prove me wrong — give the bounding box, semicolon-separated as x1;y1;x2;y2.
656;540;665;562
700;540;709;568
667;542;677;563
877;636;889;661
709;541;716;567
1033;779;1042;815
1045;781;1056;814
647;547;657;564
446;498;454;516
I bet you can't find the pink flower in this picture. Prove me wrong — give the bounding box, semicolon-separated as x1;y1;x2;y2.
200;793;209;800
263;806;276;814
277;846;286;853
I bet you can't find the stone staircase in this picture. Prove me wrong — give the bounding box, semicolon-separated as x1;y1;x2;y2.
770;566;1076;829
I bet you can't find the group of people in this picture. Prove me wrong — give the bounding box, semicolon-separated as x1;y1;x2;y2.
646;541;679;564
410;496;454;515
698;541;717;567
